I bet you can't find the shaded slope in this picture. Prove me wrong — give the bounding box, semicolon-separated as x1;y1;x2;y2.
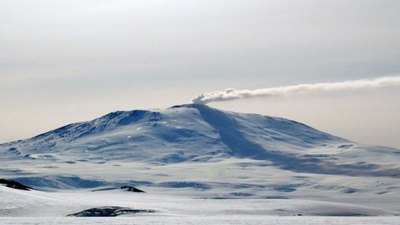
193;104;400;177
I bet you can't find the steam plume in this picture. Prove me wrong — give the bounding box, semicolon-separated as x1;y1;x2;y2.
192;76;400;104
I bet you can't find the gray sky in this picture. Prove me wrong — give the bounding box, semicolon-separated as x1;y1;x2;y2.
1;0;400;148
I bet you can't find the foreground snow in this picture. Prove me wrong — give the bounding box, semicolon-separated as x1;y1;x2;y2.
1;216;399;225
0;186;398;217
1;186;399;224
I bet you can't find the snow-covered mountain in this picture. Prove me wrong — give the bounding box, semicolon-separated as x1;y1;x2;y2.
1;104;400;208
3;103;345;160
1;104;398;174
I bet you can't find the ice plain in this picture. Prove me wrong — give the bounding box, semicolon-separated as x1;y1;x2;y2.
1;185;399;224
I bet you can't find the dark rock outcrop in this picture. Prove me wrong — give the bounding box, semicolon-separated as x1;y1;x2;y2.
120;185;145;193
67;206;155;217
0;178;34;191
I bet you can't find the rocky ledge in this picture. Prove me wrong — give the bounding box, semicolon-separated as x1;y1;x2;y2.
67;206;155;217
0;178;34;191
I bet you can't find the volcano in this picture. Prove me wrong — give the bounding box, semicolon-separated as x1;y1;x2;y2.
0;104;399;201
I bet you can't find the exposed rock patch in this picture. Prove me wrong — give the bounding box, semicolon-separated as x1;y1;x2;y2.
0;178;34;191
121;185;145;193
67;206;155;217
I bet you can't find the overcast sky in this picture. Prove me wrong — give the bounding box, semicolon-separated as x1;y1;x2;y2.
1;0;400;148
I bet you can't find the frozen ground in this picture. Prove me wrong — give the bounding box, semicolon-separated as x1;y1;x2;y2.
1;217;399;225
0;185;399;224
1;185;398;217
